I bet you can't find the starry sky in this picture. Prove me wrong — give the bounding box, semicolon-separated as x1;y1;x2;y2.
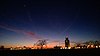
0;0;100;48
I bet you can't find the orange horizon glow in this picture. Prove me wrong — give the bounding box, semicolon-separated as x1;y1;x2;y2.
1;42;76;48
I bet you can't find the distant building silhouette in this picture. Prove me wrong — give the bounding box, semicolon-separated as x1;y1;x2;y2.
65;36;70;48
0;45;4;49
54;46;61;49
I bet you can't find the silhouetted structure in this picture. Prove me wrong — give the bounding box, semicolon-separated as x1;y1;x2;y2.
65;36;70;48
35;39;47;49
0;46;4;50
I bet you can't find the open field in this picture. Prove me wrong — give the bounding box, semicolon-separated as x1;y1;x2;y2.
0;49;100;56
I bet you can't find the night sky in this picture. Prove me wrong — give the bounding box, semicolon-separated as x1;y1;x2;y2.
0;0;100;47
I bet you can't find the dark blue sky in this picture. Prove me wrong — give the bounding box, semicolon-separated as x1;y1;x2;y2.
0;0;100;47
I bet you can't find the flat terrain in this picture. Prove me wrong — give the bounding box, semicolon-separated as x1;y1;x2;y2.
0;49;100;56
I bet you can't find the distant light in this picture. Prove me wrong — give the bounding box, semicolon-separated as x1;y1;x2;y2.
65;47;67;49
96;46;98;48
87;45;90;48
10;47;13;50
68;47;71;49
19;48;22;49
91;45;94;48
99;45;100;48
76;47;80;49
60;48;63;49
78;47;80;49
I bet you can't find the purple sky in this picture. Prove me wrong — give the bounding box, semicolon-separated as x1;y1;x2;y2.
0;0;100;47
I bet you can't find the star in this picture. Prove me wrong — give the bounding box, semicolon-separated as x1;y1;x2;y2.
24;4;26;7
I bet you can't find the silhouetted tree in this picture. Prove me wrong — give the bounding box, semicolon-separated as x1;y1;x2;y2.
84;40;100;46
36;40;47;49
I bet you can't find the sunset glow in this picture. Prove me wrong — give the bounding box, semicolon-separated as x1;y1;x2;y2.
0;0;100;49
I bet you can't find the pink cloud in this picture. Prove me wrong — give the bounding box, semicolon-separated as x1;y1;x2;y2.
0;24;41;39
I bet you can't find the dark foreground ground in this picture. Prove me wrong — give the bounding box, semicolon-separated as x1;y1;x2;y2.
0;49;100;56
